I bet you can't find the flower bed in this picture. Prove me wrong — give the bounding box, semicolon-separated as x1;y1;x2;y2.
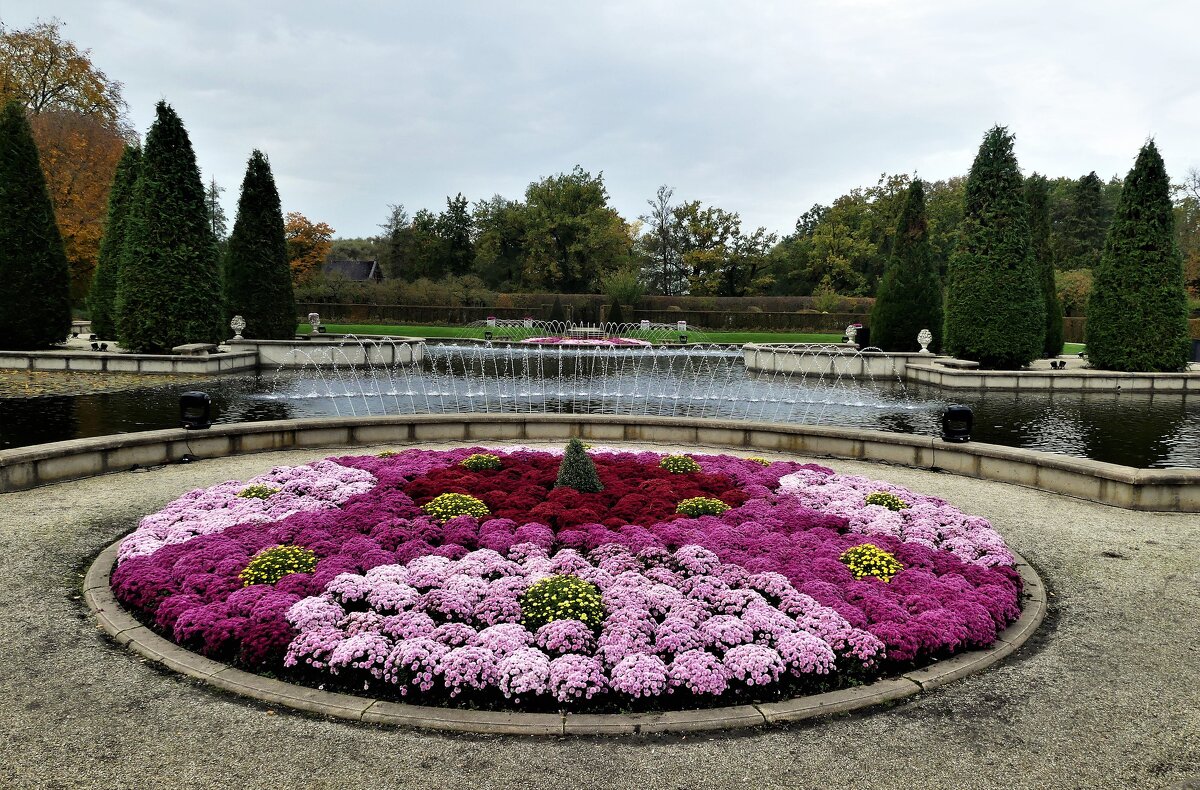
110;448;1023;712
519;336;653;347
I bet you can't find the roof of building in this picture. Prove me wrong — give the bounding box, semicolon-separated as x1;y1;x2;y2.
322;259;381;281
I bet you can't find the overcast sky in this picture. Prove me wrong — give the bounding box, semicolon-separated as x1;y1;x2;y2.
4;0;1198;238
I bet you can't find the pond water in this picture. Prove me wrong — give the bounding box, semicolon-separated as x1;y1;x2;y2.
1;343;1196;469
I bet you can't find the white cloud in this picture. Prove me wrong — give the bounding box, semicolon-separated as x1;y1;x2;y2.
6;0;1199;237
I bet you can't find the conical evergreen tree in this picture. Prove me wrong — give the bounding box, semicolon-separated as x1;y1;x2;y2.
1026;173;1064;357
0;101;71;349
944;126;1045;368
88;144;141;340
1086;142;1189;372
116;102;223;352
555;438;603;493
869;180;943;352
223;150;296;339
1057;172;1109;270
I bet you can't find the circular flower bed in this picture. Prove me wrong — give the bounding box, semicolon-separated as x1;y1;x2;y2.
519;336;653;347
110;447;1023;712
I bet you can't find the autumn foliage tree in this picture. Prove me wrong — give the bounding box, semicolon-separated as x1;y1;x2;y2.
0;20;131;304
285;211;334;285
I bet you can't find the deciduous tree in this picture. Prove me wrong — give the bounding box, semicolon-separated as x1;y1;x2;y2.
284;211;334;285
522;166;629;292
1;20;130;303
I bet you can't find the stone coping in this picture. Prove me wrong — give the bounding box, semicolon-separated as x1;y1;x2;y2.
905;362;1200;392
0;349;258;374
232;335;426;345
2;415;1196;510
83;522;1046;735
743;342;921;356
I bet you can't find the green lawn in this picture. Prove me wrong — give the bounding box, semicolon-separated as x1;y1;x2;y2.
297;324;1089;354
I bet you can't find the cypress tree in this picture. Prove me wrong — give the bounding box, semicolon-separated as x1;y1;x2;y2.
88;144;141;340
869;179;943;352
1026;173;1064;357
1057;172;1109;270
117;102;223;352
555;438;603;493
944;126;1045;368
0;101;71;349
1086;142;1189;372
607;299;625;326
223;150;296;339
548;295;566;323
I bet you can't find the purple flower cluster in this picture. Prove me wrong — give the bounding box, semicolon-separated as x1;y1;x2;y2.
777;469;1016;566
280;543;881;704
109;447;1025;702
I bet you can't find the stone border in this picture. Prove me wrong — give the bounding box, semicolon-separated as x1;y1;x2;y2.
743;344;1200;392
83;529;1046;735
905;362;1200;392
0;349;257;374
3;415;1197;510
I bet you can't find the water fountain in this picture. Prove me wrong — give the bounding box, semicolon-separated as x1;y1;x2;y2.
260;335;929;426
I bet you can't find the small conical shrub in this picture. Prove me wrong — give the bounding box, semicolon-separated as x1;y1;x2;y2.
1086;141;1190;372
944;126;1045;368
88;144;141;340
1026;174;1064;357
0;101;72;349
869;179;943;352
549;295;566;323
117;102;223;352
223;150;296;339
607;299;625;326
555;438;603;493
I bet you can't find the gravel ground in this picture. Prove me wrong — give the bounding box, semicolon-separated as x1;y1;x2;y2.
1;442;1197;790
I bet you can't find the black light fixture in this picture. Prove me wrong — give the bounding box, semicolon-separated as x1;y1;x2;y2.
679;334;688;344
180;391;212;430
941;405;973;443
484;330;494;341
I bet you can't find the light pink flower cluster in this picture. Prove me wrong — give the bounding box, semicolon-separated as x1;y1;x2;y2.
520;337;653;346
116;460;376;563
776;469;1015;567
282;542;880;705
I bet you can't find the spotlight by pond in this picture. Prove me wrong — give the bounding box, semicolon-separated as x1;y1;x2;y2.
484;331;493;341
679;334;688;344
941;405;973;443
180;392;212;430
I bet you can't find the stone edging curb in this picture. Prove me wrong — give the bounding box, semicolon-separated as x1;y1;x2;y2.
83;540;1047;735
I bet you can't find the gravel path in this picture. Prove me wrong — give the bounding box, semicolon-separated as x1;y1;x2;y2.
2;442;1197;790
